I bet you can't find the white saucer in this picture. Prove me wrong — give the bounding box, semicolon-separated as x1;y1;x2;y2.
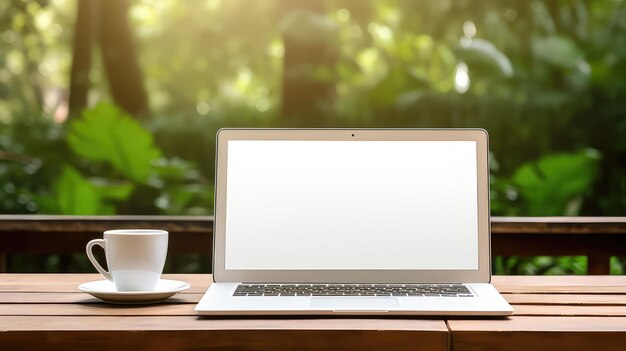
78;279;190;304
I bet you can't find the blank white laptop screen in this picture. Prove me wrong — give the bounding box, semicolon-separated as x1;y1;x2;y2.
224;140;478;271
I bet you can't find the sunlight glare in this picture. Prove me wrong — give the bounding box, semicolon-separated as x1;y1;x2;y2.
255;99;270;112
337;9;351;22
34;10;53;30
267;39;285;58
368;23;393;43
463;21;476;38
196;102;210;115
454;62;470;94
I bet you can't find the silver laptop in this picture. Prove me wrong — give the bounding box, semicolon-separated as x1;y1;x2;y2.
196;128;513;316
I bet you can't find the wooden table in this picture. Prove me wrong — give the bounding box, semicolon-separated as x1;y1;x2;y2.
1;274;626;350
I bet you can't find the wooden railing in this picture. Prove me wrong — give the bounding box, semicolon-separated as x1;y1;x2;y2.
0;215;625;274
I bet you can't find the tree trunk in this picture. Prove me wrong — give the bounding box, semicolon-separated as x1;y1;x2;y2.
98;0;148;118
280;0;338;126
68;0;98;119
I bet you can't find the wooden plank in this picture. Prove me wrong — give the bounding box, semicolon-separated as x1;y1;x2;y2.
493;275;626;294
5;274;626;294
6;274;625;291
453;330;626;351
0;215;214;232
0;303;197;316
0;274;211;293
510;305;626;317
0;274;448;350
0;317;448;351
0;273;209;284
491;216;626;234
493;275;626;286
0;330;447;351
0;231;212;254
0;292;204;304
448;316;626;332
450;316;626;351
3;303;626;317
6;292;626;306
504;294;626;305
0;331;447;351
499;286;626;294
0;216;213;254
0;315;446;331
2;215;624;234
2;283;209;294
5;293;626;308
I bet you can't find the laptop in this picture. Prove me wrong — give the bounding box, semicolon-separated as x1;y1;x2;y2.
195;128;513;316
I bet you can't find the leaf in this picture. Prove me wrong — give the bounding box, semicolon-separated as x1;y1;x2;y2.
90;178;134;201
155;184;213;215
512;149;601;215
454;38;513;78
67;103;161;183
53;166;101;215
151;157;201;181
532;36;582;70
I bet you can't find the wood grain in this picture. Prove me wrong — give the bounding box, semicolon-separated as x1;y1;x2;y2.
492;275;626;294
450;316;626;351
0;315;446;331
452;330;626;351
448;316;626;331
2;215;624;234
0;273;208;283
0;316;449;351
4;274;626;351
0;303;198;316
0;274;449;350
504;293;626;305
6;274;626;293
0;274;211;293
0;329;447;351
4;303;626;317
491;216;626;233
510;305;626;316
0;292;204;304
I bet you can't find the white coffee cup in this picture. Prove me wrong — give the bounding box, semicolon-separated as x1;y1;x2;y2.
86;229;168;291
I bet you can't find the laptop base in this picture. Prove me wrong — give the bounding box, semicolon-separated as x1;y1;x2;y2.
195;282;513;316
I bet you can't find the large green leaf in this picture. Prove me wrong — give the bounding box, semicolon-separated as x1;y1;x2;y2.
67;103;161;183
53;166;101;215
512;149;601;216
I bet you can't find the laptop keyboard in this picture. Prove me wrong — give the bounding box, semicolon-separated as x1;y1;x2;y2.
233;284;474;297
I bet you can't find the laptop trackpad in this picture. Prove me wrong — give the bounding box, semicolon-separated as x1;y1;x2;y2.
311;297;398;310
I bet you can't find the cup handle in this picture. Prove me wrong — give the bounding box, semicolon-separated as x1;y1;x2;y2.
86;239;112;282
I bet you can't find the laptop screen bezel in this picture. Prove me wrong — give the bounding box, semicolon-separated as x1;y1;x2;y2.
212;128;491;283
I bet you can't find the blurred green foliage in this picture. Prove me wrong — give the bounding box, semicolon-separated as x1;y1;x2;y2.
0;0;625;273
3;103;212;216
491;149;603;216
